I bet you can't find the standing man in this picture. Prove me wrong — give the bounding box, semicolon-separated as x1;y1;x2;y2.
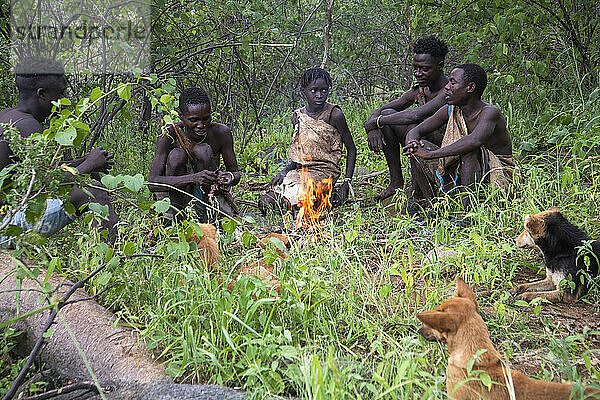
403;63;514;208
0;57;118;246
364;36;449;200
148;87;241;222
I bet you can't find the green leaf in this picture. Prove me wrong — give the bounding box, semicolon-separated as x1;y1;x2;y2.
480;372;492;389
151;198;171;213
160;94;172;104
222;217;237;234
269;237;285;253
107;255;120;269
3;225;23;236
122;241;136;256
55;126;77;146
89;202;109;219
42;327;54;338
165;362;184;378
242;215;257;225
242;231;257;248
266;370;284;394
187;220;204;239
344;229;358;243
117;84;131;101
97;272;112;286
90;87;103;103
123;174;144;193
514;299;529;307
101;174;123;190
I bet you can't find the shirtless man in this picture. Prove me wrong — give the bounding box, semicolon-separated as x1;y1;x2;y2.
403;63;514;208
148;87;241;222
0;57;118;246
364;36;449;200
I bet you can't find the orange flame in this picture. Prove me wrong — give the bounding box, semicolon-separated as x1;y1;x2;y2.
295;166;333;232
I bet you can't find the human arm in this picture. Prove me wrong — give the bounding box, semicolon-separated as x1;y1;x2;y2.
364;91;447;131
216;125;241;188
270;160;298;187
403;105;450;148
147;133;217;192
330;107;356;204
366;89;417;124
364;90;418;153
405;107;500;160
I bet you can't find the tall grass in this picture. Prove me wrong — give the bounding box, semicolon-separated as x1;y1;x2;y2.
3;88;600;398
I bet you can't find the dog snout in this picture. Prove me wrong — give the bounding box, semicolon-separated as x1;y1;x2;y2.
418;327;439;342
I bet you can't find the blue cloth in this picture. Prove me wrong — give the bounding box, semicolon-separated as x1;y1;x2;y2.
0;199;74;248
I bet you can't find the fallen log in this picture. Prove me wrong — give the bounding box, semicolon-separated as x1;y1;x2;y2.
0;252;244;399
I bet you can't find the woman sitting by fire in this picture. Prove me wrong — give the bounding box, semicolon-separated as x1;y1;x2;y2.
259;68;357;217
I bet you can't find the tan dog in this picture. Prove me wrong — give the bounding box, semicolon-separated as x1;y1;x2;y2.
417;277;599;399
188;228;289;295
187;223;219;269
233;233;291;295
514;208;600;303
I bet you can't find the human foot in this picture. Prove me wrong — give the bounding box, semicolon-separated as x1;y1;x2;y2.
374;184;403;201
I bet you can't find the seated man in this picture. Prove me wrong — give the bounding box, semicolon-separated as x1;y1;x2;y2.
0;57;118;247
403;63;515;209
259;67;357;214
364;36;449;200
148;87;241;222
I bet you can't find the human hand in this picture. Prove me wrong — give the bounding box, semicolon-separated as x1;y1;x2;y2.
332;181;350;207
403;141;435;159
367;129;386;153
218;171;235;187
402;140;420;155
270;171;286;187
193;170;218;186
84;147;114;173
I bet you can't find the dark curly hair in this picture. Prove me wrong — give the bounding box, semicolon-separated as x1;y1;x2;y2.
299;67;332;89
179;87;210;113
456;63;487;97
15;57;65;94
413;36;449;62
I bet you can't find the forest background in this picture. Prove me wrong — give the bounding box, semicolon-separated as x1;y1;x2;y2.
1;0;600;399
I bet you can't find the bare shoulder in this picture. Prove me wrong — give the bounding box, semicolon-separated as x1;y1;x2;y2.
156;126;175;145
211;122;232;136
482;103;502;118
329;106;347;124
14;117;43;138
0;109;42;138
210;122;233;148
401;86;419;102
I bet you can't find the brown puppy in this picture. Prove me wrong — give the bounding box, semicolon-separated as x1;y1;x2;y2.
233;233;292;295
187;223;219;269
417;277;599;399
514;208;600;303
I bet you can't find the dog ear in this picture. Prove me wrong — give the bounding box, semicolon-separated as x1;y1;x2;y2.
525;214;545;238
417;310;458;333
548;207;561;213
456;277;478;311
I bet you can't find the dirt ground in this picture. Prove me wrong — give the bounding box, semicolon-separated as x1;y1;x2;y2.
499;265;600;379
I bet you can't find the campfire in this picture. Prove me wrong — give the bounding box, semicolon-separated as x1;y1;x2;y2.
295;166;333;232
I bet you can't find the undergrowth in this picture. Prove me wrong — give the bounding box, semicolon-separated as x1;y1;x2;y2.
2;94;600;398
